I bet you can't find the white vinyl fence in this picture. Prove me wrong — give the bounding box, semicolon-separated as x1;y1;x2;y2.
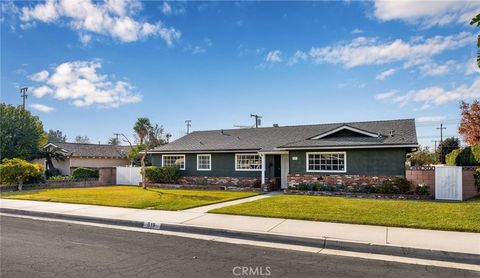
116;166;142;186
435;166;462;201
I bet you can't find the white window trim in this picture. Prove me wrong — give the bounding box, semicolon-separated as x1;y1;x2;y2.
161;154;186;170
196;154;211;171
235;153;263;171
306;152;347;173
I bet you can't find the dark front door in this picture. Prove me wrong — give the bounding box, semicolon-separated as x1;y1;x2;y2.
266;155;282;190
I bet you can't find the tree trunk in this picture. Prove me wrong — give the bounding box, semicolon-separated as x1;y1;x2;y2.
18;181;23;191
140;153;146;189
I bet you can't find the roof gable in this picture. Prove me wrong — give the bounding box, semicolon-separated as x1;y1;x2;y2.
309;125;379;140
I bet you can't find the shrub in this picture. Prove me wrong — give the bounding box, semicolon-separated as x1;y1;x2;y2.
380;180;400;194
391;177;411;194
446;145;480;166
415;184;430;195
0;158;44;190
144;166;180;184
48;175;74;181
45;168;62;178
71;167;99;180
474;168;480;193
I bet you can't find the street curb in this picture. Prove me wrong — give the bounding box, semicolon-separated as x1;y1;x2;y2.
1;208;479;265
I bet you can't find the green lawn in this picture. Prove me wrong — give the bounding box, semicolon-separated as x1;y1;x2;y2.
210;195;480;232
0;186;259;211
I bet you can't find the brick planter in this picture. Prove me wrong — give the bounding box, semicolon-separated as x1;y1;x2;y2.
146;183;261;192
286;190;432;200
288;174;397;187
0;179;102;192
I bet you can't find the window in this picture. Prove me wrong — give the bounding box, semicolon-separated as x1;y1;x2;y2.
235;153;262;171
162;155;185;170
197;154;211;171
307;152;346;173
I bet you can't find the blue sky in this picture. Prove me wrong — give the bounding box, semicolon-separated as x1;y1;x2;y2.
1;1;479;147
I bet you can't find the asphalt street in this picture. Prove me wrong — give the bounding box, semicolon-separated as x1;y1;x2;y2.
1;215;478;278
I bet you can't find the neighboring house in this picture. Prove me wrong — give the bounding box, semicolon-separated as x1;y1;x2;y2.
150;119;418;189
37;142;131;175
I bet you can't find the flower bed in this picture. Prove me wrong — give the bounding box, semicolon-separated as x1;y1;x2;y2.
286;177;431;200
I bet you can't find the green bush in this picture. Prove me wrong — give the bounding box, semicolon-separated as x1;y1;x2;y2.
446;144;480;166
415;184;430;195
45;168;62;178
71;167;99;179
144;166;180;184
0;158;44;190
391;177;411;194
474;168;480;193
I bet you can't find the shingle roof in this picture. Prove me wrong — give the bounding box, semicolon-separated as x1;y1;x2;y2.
153;119;418;152
47;142;131;158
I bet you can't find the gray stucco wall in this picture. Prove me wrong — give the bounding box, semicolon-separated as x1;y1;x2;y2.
151;153;261;178
288;148;407;176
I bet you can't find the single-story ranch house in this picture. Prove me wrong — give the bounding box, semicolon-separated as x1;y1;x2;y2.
36;142;131;175
150;119;418;190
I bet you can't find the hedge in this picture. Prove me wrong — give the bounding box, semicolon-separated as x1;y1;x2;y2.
0;158;44;186
72;167;99;179
144;166;180;184
445;144;480;166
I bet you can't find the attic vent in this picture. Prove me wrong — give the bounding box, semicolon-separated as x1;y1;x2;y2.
389;130;395;137
273;124;279;127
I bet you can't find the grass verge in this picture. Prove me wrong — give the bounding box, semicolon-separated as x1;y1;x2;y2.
1;186;259;211
210;195;480;232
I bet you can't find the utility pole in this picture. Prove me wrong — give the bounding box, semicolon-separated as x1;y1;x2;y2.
436;123;446;144
114;133;121;143
250;114;262;128
431;140;438;151
20;87;28;110
185;120;191;134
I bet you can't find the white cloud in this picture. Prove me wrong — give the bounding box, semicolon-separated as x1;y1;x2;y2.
465;58;480;75
18;0;180;45
30;103;54;112
265;50;282;63
161;2;171;15
29;70;49;82
376;68;396;80
287;51;308;66
374;90;398;100
192;46;205;54
79;33;91;45
351;28;364;34
418;61;454;76
417;116;446;122
307;32;474;68
32;86;53;97
391;77;480;107
29;60;142;108
373;0;480;27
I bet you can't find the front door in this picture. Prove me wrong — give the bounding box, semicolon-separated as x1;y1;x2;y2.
280;154;289;189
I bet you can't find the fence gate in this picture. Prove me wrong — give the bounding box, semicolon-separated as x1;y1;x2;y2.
435;166;462;201
116;166;142;186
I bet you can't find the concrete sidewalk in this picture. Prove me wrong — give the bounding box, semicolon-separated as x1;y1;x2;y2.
1;198;479;255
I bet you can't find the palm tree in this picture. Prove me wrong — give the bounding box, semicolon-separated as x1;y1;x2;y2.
134;117;151;145
133;117;153;188
38;146;66;176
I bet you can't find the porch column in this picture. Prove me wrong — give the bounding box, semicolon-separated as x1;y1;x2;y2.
261;153;266;184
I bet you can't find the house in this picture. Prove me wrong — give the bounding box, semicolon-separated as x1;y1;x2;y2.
150;119;418;190
38;142;132;175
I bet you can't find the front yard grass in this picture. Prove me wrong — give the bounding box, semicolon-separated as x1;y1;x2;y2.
210;195;480;232
0;186;259;211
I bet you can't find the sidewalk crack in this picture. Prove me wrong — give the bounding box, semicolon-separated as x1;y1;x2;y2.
266;219;287;232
